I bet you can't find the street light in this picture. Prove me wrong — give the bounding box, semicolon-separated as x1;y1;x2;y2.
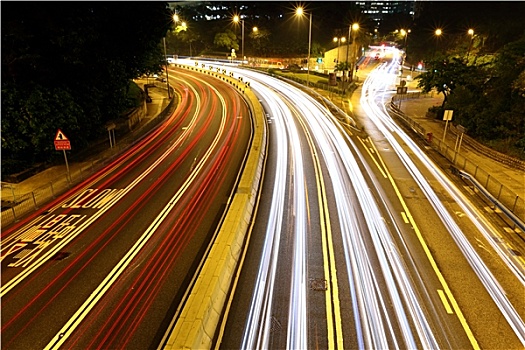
233;15;245;64
234;15;258;64
333;36;346;66
343;22;359;92
433;28;442;59
162;37;170;98
164;15;185;98
400;28;411;57
296;7;312;86
466;28;474;61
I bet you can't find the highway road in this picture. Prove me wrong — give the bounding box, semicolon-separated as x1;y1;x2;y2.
188;57;525;349
2;56;524;350
0;69;252;350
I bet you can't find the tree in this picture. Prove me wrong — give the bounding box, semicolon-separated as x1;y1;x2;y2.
214;30;239;51
420;35;525;156
249;28;270;56
416;57;482;108
1;2;172;175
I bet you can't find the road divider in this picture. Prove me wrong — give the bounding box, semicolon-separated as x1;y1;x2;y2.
163;63;267;349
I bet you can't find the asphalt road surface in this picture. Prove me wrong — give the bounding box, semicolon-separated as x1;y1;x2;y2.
1;68;252;350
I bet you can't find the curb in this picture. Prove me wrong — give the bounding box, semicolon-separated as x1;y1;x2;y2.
163;63;267;349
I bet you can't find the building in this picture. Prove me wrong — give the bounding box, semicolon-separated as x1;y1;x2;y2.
355;1;416;27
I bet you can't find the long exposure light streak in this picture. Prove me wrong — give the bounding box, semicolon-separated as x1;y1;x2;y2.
239;80;289;349
44;76;232;350
216;62;443;348
296;90;440;349
360;51;525;346
185;56;523;348
0;80;203;298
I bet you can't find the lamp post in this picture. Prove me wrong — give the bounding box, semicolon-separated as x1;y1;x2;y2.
343;23;359;95
400;28;411;57
163;14;185;99
233;15;245;64
333;36;346;67
343;23;359;92
163;37;171;99
433;28;442;59
296;7;312;87
466;28;474;61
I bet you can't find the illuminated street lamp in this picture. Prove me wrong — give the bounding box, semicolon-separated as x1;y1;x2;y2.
164;14;187;99
467;28;475;60
433;28;442;59
400;28;411;56
296;7;312;86
234;15;258;64
233;15;245;63
343;22;359;92
333;36;346;66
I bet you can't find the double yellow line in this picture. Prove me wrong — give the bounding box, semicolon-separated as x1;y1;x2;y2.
299;115;344;349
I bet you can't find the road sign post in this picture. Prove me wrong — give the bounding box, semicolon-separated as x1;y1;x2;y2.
54;129;71;183
442;109;453;144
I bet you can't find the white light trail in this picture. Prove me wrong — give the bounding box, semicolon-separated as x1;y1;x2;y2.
231;64;440;348
360;51;525;346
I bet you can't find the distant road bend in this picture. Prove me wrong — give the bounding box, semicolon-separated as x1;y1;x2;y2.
174;58;525;350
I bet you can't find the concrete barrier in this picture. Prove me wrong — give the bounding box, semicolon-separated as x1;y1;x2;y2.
163;64;267;349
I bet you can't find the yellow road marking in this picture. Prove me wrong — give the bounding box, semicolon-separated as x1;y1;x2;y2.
299;111;343;349
401;212;409;224
368;137;480;350
357;137;387;179
437;289;454;314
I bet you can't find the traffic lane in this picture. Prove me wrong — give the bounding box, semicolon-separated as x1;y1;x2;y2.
217;96;277;349
52;74;251;350
391;114;525;324
357;64;523;348
3;72;252;348
218;75;409;348
347;132;474;349
261;101;333;349
3;75;221;348
0;76;196;278
372;128;525;350
60;137;246;350
0;72;214;285
215;65;452;346
290;80;469;348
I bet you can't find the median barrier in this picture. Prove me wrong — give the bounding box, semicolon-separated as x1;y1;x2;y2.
163;63;266;349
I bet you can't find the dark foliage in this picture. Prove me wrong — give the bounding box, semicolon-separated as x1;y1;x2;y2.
2;2;172;175
417;35;525;156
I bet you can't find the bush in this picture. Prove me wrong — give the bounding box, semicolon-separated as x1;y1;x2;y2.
427;105;444;119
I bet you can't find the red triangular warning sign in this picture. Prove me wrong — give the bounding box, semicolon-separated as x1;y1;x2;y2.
55;129;69;141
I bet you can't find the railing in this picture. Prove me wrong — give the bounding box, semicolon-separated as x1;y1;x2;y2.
1;85;176;229
391;91;434;102
388;100;524;224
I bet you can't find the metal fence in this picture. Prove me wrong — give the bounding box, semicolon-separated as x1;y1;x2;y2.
1;85;176;229
389;99;524;224
436;137;524;221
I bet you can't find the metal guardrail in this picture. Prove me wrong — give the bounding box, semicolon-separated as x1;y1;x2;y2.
454;168;525;232
388;99;524;224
